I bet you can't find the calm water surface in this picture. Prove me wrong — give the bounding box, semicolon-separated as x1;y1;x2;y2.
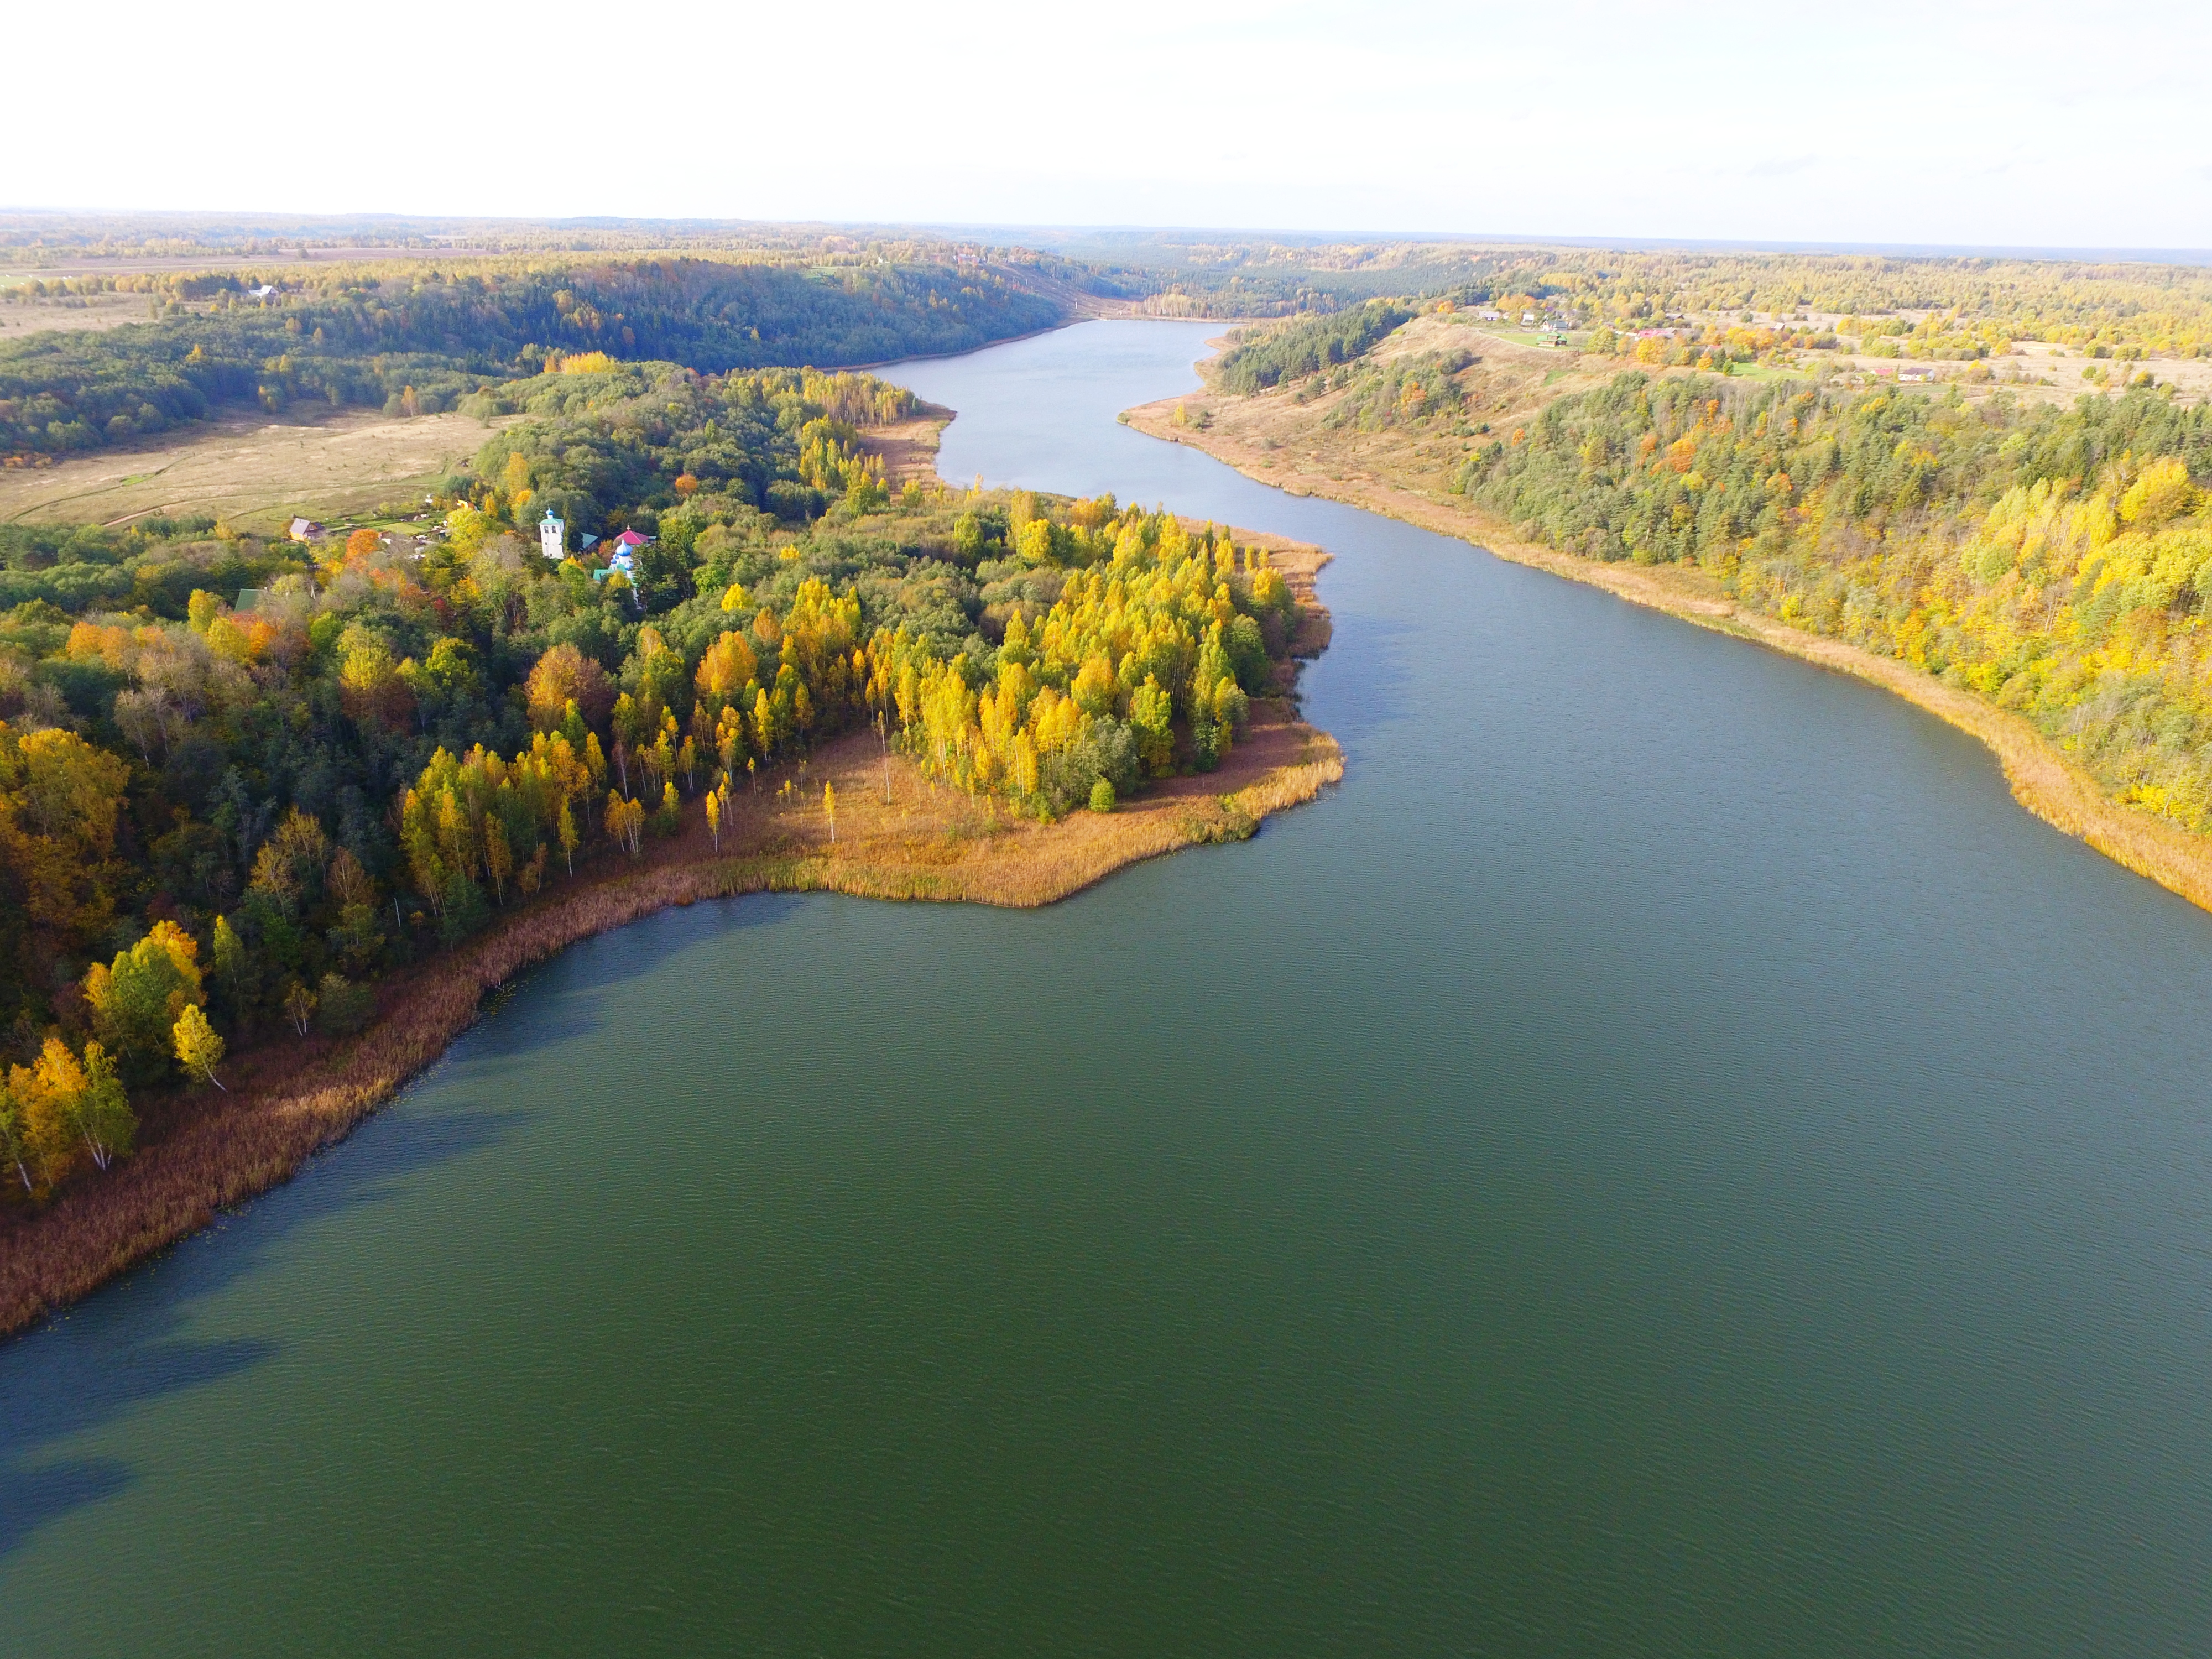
3;322;2209;1657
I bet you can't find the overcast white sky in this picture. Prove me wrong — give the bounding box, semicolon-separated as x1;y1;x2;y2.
17;0;2211;251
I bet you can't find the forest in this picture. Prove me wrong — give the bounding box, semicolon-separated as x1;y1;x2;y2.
1214;301;1417;394
1187;248;2212;915
0;362;1301;1205
0;255;1063;458
1459;372;2212;828
1011;233;2212;349
1513;251;2212;357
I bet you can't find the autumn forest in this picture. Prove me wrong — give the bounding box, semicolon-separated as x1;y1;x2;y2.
0;338;1306;1209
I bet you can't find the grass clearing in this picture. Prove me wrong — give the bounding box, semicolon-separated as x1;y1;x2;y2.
0;288;161;338
0;408;517;530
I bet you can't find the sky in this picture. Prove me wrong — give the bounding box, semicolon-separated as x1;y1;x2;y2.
17;0;2212;252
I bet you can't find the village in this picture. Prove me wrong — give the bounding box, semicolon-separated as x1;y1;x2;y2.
278;504;653;591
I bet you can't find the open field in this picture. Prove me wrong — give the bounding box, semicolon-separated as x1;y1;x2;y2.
0;247;512;281
0;407;515;530
0;287;163;337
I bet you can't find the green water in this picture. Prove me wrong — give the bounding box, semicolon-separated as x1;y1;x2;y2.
4;322;2210;1657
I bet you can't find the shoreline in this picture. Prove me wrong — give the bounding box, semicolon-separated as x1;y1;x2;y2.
1123;392;2212;920
0;521;1342;1342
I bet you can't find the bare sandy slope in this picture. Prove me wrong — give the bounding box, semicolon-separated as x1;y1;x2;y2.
1146;318;1594;510
0;408;516;530
857;403;955;486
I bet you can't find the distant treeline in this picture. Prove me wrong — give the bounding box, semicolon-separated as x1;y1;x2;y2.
0;258;1061;458
1214;302;1417;394
1052;234;2212;356
0;213;1147;275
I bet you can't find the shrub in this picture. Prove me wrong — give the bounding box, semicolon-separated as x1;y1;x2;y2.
315;973;374;1038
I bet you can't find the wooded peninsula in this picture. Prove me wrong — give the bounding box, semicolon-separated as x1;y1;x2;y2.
0;233;1346;1328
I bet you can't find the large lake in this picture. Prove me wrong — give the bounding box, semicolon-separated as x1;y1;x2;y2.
3;321;2209;1656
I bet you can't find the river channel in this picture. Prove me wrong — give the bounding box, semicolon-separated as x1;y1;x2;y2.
2;321;2208;1656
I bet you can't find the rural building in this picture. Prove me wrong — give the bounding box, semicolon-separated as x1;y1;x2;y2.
539;509;566;560
592;529;651;582
288;517;324;542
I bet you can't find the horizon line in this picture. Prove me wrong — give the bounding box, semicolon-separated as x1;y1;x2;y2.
1;209;2206;269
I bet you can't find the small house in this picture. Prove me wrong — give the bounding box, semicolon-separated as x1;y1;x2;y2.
1897;364;1936;384
288;517;324;543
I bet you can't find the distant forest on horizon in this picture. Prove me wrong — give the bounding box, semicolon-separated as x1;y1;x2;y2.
0;255;1083;461
11;216;2212;467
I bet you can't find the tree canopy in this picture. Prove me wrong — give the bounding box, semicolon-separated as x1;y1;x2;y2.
1465;371;2212;827
1;257;1058;459
0;361;1305;1209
